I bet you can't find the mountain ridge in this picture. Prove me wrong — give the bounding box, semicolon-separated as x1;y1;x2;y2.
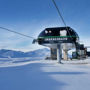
0;48;50;58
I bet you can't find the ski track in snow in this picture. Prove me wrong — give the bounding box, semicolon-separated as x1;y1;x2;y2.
0;58;90;90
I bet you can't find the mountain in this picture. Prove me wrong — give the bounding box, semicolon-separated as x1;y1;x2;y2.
0;49;26;58
26;48;50;57
0;48;50;58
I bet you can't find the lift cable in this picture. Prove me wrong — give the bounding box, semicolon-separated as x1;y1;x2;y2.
52;0;67;27
0;26;35;39
52;0;73;38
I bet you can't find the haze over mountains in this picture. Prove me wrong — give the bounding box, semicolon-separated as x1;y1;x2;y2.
0;48;50;58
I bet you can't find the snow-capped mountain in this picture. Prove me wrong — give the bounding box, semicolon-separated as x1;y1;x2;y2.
26;48;50;57
0;48;50;58
0;49;26;58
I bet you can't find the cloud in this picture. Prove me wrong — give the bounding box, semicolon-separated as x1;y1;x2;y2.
0;19;90;52
0;21;51;51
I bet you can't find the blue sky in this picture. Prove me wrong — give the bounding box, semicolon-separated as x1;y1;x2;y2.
0;0;90;51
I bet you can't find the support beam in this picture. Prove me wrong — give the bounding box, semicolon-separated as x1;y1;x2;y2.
63;43;68;60
57;44;62;63
51;48;57;60
63;50;68;60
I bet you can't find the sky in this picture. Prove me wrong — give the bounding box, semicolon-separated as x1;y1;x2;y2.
0;0;90;52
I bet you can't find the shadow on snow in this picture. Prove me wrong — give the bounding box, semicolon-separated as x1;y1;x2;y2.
0;62;86;90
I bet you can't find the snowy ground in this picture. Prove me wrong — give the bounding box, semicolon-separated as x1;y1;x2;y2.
0;58;90;90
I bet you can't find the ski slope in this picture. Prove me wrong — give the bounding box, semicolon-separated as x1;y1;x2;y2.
0;58;90;90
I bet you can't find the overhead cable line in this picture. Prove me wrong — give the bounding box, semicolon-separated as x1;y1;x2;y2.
0;26;35;39
52;0;67;27
52;0;73;39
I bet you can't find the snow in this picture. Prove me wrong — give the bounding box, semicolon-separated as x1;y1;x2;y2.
0;58;90;90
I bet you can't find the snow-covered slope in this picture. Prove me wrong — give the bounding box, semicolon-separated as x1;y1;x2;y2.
0;58;90;90
0;49;26;58
0;48;50;58
26;48;50;57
